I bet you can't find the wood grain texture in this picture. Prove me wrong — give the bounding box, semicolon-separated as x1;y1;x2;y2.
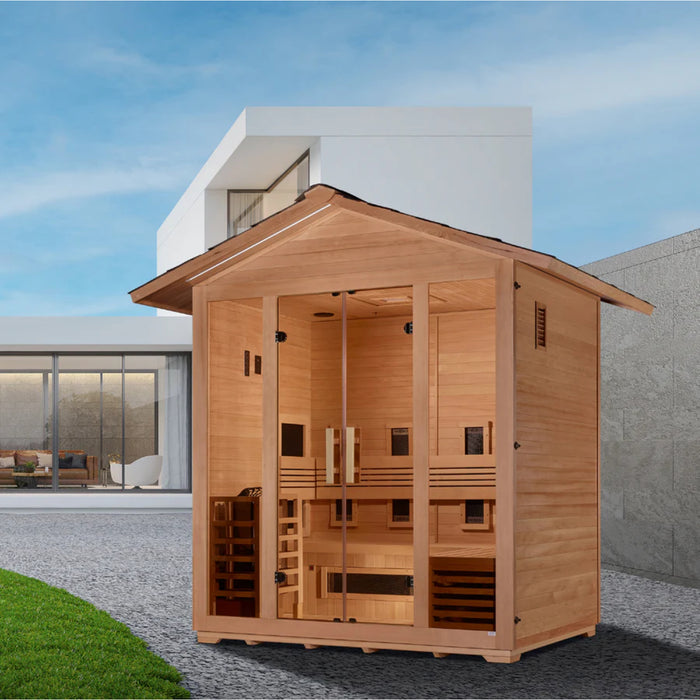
494;259;516;650
413;283;430;628
208;300;263;497
434;309;495;456
261;297;279;619
513;263;599;642
192;287;209;629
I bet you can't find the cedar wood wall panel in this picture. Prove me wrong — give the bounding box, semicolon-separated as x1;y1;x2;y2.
278;313;312;445
347;316;413;456
208;301;263;496
208;304;312;497
434;309;495;456
513;263;599;644
306;309;495;465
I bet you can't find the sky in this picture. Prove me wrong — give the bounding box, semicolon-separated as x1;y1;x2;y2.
1;1;699;316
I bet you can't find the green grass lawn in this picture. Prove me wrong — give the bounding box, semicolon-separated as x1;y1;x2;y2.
0;568;190;699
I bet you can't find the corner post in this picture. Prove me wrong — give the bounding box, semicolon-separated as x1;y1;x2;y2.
261;296;279;619
192;286;209;630
412;282;430;628
495;259;516;650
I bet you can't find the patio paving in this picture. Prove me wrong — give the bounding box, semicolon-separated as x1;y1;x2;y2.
0;513;698;698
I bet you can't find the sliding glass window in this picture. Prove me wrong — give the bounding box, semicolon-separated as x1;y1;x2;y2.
0;353;190;492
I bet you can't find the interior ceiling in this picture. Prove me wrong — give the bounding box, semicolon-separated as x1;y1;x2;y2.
277;279;495;321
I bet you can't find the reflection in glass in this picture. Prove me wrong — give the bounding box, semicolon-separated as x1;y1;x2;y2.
58;356;122;488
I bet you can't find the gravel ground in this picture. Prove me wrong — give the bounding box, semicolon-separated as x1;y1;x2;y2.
1;513;698;699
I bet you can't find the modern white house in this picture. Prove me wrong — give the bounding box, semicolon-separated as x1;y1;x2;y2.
157;107;533;282
0;106;533;510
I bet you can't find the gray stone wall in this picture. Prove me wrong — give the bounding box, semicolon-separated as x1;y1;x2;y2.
582;229;700;586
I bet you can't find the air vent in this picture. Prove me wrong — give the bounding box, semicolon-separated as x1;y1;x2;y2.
535;302;546;349
429;557;495;630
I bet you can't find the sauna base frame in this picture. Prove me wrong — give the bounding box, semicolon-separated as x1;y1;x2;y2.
196;624;597;663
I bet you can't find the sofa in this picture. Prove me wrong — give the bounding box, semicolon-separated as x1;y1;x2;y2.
0;449;99;487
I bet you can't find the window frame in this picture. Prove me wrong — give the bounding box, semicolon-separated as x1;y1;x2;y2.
227;150;310;239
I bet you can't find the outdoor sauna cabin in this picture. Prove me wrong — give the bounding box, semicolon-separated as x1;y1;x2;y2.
131;185;652;662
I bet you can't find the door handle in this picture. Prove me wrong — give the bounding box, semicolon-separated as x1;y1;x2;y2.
325;428;335;484
346;427;355;484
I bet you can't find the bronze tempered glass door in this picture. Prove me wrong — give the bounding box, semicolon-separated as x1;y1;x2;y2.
276;292;343;621
276;288;413;624
345;288;414;625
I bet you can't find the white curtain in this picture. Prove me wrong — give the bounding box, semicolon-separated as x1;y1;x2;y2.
160;354;190;489
229;192;263;237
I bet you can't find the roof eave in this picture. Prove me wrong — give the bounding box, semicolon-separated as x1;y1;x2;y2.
131;184;654;316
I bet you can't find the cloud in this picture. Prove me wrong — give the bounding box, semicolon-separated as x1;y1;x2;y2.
0;245;112;274
395;31;700;121
0;166;189;220
84;45;222;80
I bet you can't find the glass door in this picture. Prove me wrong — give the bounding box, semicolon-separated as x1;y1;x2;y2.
277;292;343;621
345;287;414;625
276;288;414;625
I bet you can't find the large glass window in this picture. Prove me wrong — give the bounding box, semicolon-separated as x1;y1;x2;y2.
0;353;190;492
228;152;310;238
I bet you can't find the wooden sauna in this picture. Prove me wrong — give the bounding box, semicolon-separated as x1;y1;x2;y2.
131;185;652;662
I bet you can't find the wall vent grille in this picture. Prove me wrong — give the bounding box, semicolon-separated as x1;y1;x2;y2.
535;302;546;349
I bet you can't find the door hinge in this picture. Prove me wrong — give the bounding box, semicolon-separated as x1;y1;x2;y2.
406;575;414;589
514;281;521;290
403;322;413;335
275;330;287;343
514;441;521;450
274;571;287;584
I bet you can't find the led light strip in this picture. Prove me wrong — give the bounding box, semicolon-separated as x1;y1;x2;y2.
186;203;332;282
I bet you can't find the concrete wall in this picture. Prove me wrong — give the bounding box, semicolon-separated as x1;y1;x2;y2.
582;229;700;586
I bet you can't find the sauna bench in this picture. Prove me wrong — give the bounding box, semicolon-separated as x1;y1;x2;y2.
303;538;495;559
311;486;496;500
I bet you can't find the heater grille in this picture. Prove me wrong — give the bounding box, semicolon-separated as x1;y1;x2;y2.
430;557;495;630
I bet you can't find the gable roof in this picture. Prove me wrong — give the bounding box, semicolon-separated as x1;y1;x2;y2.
130;184;653;316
